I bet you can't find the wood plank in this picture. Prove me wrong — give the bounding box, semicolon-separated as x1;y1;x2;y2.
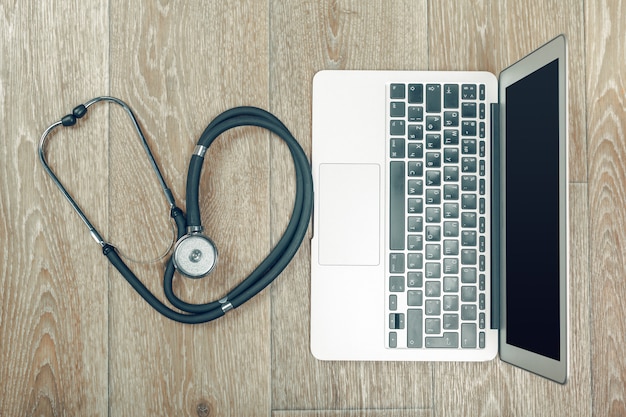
273;410;432;417
108;1;272;415
586;0;626;415
0;2;109;416
269;0;432;411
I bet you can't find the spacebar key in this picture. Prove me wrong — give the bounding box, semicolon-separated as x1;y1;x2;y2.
407;309;423;348
390;161;405;250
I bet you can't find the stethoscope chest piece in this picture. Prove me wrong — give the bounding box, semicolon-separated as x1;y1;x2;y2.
173;233;218;278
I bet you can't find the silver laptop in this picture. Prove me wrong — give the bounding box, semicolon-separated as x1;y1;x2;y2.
310;35;569;383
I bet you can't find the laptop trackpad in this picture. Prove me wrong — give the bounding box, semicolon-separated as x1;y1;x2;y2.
318;164;380;266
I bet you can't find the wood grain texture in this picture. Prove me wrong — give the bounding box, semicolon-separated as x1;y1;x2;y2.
0;0;610;415
0;2;110;416
273;411;432;417
586;0;626;416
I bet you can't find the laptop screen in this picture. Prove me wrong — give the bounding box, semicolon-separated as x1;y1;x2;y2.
504;59;561;360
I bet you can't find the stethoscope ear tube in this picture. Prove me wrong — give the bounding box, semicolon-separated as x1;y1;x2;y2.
39;98;312;324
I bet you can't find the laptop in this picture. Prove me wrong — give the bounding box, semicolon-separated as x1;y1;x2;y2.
310;35;569;384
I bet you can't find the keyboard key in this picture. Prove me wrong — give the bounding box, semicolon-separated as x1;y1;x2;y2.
426;116;441;131
443;277;459;292
426;84;441;113
407;309;423;347
390;101;405;117
408;84;423;103
389;294;397;310
390;83;406;99
444;148;459;163
425;318;441;334
426;171;441;187
443;314;459;330
389;161;405;250
444;84;459;108
425;189;441;204
407;272;423;287
462;157;477;173
389;275;405;292
461;212;477;228
444;111;459;127
425;244;441;260
407;234;423;251
461;84;476;100
443;203;459;218
426;332;458;348
425;263;441;278
462;194;477;209
443;258;459;274
462;230;477;246
461;304;477;320
425;299;441;315
389;313;405;329
462;121;477;136
390;138;405;158
425;207;441;223
443;295;459;311
426;226;441;241
444;129;459;145
389;331;398;348
443;185;459;200
462;139;477;154
408;198;423;214
462;175;477;191
425;281;441;298
408;106;423;122
461;286;477;302
426;134;441;149
462;323;477;348
443;240;459;256
408;143;423;159
408;161;423;177
407;290;423;306
407;253;423;269
390;120;405;135
389;253;405;273
462;102;477;118
461;267;477;283
426;152;441;168
408;216;423;232
408;179;423;195
408;125;422;142
461;249;477;265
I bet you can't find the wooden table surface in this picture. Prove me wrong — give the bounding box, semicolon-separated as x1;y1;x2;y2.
1;1;623;416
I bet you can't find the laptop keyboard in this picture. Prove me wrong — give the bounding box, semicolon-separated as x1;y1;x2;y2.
386;82;489;350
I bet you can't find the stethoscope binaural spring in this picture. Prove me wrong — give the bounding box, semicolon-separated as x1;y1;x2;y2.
38;96;313;324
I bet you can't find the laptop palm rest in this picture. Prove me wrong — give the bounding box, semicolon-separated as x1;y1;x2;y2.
317;163;380;266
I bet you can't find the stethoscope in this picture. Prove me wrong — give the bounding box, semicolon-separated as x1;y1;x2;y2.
38;96;313;324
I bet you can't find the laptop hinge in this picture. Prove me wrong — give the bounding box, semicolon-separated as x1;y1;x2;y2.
490;103;500;330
